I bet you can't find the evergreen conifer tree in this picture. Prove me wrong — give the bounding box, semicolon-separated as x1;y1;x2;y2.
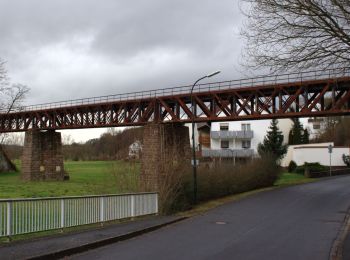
288;118;304;145
302;128;310;144
258;119;287;160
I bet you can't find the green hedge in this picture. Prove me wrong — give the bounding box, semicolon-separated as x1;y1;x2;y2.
294;162;329;177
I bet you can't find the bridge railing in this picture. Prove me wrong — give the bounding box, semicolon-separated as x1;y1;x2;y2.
0;192;158;237
7;67;350;113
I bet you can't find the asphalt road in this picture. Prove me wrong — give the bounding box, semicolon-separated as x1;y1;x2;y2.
70;176;350;260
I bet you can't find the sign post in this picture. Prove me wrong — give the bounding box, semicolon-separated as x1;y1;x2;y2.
328;144;333;177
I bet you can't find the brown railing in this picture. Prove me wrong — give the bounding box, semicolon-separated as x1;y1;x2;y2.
5;67;350;113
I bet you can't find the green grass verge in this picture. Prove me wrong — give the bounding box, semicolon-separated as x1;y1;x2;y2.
274;172;316;186
0;160;140;198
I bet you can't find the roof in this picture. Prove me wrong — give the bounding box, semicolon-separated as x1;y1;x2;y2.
197;123;210;130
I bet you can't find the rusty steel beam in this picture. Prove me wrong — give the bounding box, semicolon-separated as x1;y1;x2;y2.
0;76;349;132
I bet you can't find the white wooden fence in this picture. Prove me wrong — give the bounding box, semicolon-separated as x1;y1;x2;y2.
0;192;158;237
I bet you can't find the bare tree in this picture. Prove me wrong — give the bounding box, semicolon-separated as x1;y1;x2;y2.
241;0;350;72
0;59;30;144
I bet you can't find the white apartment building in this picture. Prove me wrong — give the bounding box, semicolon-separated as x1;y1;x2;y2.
198;119;292;159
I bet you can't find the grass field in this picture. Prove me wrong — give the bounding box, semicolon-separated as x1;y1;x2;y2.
0;160;311;199
0;160;140;199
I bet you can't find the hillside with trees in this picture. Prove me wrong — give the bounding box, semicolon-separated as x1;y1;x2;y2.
313;116;350;146
63;127;143;161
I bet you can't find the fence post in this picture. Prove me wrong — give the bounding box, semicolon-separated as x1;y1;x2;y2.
60;199;64;230
6;201;12;238
131;195;135;218
100;197;104;224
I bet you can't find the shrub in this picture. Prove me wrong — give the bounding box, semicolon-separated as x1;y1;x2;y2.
343;154;350;167
130;156;281;214
288;160;297;173
295;166;305;174
295;162;329;177
178;155;280;206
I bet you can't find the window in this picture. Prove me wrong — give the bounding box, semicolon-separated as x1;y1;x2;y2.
220;123;229;131
241;123;251;131
242;140;251;149
313;124;320;130
221;140;229;149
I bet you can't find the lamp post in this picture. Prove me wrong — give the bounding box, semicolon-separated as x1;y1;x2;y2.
191;70;220;204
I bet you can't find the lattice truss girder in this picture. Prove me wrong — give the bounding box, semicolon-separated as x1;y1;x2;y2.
0;79;349;132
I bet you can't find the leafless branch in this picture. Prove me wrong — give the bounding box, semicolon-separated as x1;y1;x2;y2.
241;0;350;72
0;59;30;144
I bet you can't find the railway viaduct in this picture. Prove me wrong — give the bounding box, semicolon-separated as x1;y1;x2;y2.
0;68;349;189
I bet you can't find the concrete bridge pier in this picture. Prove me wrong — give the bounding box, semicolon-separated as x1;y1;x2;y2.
140;123;191;191
21;130;66;181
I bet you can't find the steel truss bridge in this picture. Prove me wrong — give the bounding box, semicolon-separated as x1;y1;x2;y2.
0;68;349;132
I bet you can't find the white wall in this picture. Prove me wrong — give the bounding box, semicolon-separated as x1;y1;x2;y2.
281;142;333;167
293;147;349;167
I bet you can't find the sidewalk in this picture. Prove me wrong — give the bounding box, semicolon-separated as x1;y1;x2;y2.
0;215;185;260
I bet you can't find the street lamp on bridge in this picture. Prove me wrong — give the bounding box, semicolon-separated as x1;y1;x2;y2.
191;70;221;204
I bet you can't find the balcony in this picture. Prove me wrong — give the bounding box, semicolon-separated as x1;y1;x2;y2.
202;149;254;158
210;130;254;139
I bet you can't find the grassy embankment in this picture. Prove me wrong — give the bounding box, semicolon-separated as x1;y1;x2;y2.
0;160;312;199
0;160;140;198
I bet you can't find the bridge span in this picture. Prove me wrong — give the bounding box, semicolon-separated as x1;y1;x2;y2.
1;68;350;184
0;68;349;132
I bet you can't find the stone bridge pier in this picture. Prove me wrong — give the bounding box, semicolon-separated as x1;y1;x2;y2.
141;123;191;191
22;130;66;181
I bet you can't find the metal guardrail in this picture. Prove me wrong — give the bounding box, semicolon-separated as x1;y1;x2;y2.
0;192;158;237
211;130;254;139
202;149;254;158
4;67;350;113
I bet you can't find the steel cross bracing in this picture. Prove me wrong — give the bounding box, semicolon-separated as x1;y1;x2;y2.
0;68;349;132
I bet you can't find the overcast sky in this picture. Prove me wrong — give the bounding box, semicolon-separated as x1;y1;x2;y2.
0;0;248;142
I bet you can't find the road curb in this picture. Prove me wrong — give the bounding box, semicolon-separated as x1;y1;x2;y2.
329;207;350;260
28;217;187;260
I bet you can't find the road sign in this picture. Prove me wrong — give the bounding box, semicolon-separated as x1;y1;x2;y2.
328;144;333;153
328;144;333;176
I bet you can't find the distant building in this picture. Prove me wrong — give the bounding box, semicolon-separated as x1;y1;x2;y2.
128;140;142;159
305;117;326;139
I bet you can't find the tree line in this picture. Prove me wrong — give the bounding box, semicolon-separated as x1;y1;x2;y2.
63;127;143;161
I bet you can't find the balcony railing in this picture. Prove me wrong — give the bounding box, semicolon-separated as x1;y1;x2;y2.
210;130;254;139
202;149;254;158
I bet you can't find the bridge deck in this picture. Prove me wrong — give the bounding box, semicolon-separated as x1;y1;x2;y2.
0;68;349;132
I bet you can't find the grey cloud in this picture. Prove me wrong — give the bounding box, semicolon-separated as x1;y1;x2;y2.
0;0;245;105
